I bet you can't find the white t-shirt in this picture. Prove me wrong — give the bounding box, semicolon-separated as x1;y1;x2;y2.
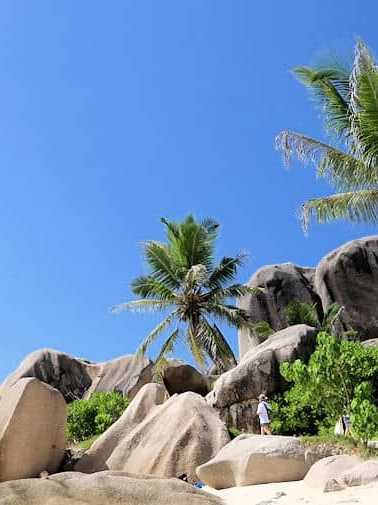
257;401;270;424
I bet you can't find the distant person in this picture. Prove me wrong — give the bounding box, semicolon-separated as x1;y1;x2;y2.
177;473;189;483
257;393;272;435
342;414;351;436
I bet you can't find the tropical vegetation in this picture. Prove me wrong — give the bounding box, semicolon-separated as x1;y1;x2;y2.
276;40;378;230
112;216;255;372
271;332;378;444
66;392;130;443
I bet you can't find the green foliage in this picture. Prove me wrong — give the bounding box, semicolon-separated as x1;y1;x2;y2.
272;332;378;435
228;427;242;439
66;392;130;442
112;216;256;372
284;300;343;332
276;40;378;230
351;382;378;446
284;300;319;328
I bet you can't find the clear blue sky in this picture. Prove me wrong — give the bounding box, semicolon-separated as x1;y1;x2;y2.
0;1;377;380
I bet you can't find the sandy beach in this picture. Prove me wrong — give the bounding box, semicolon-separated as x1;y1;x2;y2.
206;480;378;505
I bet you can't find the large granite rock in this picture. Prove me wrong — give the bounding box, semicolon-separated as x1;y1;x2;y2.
304;455;362;491
0;378;66;482
95;392;230;482
162;361;209;396
363;338;378;348
238;263;321;357
315;236;378;341
0;471;223;505
197;434;307;489
1;349;154;402
324;459;378;491
75;383;168;473
207;325;317;431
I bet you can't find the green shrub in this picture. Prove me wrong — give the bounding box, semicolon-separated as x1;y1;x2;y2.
351;382;378;446
228;426;241;439
66;391;130;442
272;332;378;436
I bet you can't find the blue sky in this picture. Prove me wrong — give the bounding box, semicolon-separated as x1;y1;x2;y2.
0;1;377;380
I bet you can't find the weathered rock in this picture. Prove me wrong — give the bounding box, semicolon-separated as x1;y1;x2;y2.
324;459;378;491
1;349;92;402
84;354;154;399
197;434;307;489
162;361;209;396
0;471;223;505
207;325;317;431
304;455;362;491
0;378;66;482
75;383;168;473
1;349;154;402
102;392;230;482
315;236;378;341
238;263;321;357
363;338;378;348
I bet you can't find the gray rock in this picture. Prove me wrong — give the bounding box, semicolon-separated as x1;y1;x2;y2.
197;435;307;489
362;338;378;348
162;361;209;396
238;263;321;357
315;236;378;341
0;471;223;505
1;349;154;402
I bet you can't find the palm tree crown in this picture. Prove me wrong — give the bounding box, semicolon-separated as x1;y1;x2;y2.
112;216;255;372
276;40;378;230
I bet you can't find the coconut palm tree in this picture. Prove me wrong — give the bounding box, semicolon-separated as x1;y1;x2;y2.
276;40;378;231
112;216;255;372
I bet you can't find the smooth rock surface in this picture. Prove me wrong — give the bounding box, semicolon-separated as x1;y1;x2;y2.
238;263;321;356
315;236;378;340
162;361;210;396
0;378;66;482
1;348;154;401
324;459;378;491
75;383;168;473
304;455;362;491
197;434;307;489
106;392;230;482
0;471;223;505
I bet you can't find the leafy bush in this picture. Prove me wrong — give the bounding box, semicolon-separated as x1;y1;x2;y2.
66;391;130;442
351;382;378;446
272;332;378;437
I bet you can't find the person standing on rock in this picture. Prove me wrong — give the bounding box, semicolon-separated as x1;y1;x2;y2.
257;394;272;435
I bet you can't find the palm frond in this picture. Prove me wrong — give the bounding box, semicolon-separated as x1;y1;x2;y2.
111;299;174;314
275;131;376;190
144;241;180;289
321;303;344;332
187;325;208;369
207;255;247;289
131;275;177;301
250;320;275;338
294;65;351;138
153;328;180;370
197;318;236;370
204;284;260;301
206;302;250;328
136;310;178;356
301;189;378;230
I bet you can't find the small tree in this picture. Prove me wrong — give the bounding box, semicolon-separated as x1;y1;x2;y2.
351;382;378;446
272;332;378;435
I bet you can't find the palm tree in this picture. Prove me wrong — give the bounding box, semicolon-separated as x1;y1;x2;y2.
276;40;378;231
284;300;343;333
112;216;255;372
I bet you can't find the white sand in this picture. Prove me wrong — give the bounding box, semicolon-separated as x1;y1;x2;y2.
206;480;377;505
